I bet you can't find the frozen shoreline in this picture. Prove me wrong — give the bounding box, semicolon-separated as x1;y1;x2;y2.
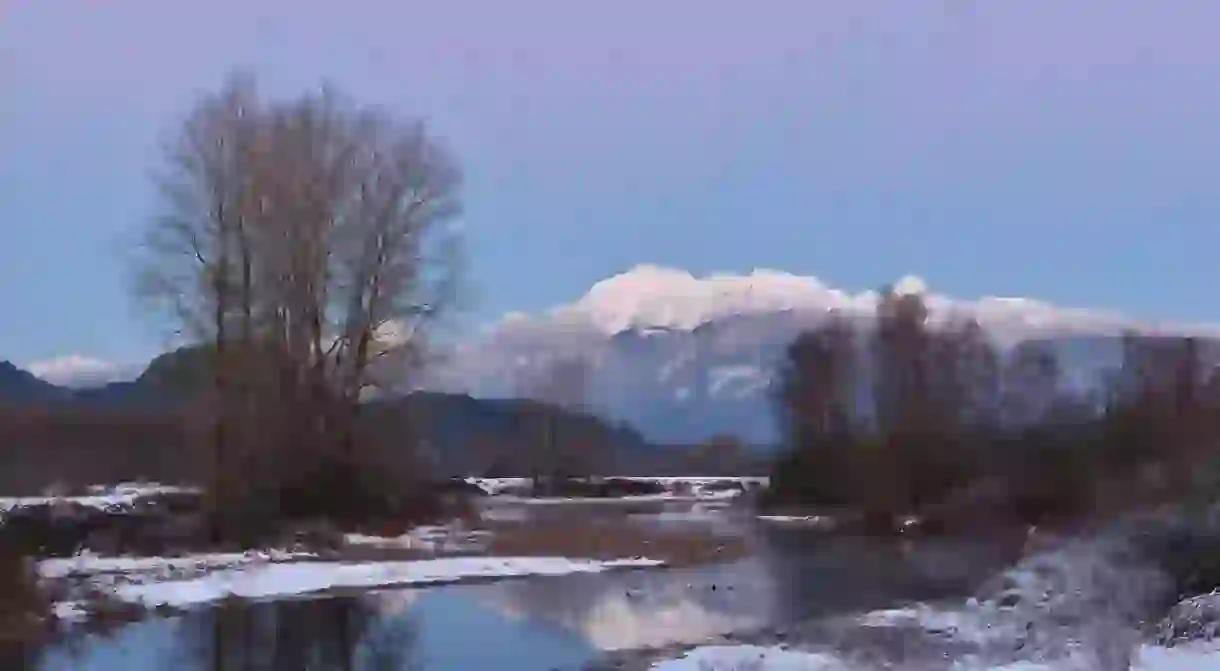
0;481;201;513
43;551;664;617
647;642;1220;670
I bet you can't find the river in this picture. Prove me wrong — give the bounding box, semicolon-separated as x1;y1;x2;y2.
30;499;1038;670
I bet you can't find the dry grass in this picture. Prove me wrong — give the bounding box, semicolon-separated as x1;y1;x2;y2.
0;550;51;657
72;587;149;635
485;520;746;567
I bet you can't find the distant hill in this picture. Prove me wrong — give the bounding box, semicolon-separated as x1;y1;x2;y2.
0;361;71;404
0;347;204;409
0;348;719;492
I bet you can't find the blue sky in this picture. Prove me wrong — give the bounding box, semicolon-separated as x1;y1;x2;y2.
3;1;1220;373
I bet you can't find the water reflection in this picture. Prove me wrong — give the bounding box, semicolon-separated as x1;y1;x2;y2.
38;596;422;671
31;502;1027;670
467;559;776;651
756;522;1026;622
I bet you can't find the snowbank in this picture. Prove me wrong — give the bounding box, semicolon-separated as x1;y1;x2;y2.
495;493;690;505
650;645;847;670
44;552;663;612
464;477;534;496
113;556;663;608
344;525;492;553
840;534;1220;670
1135;643;1220;670
756;515;834;528
465;476;765;500
0;482;200;513
38;549;313;580
647;643;1220;670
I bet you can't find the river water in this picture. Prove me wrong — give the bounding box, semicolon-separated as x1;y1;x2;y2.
32;500;1034;670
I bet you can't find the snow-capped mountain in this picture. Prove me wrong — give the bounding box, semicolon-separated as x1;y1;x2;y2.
429;265;1220;444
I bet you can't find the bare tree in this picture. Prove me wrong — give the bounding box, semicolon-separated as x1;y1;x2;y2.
132;72;463;537
1002;339;1061;428
769;311;860;506
774;311;857;448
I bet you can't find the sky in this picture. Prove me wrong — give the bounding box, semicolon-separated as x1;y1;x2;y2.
4;1;1220;378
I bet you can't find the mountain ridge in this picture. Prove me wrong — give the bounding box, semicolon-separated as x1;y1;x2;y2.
431;265;1220;443
18;265;1220;444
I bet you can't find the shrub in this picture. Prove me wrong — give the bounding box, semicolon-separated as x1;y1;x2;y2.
0;542;51;663
765;292;1220;535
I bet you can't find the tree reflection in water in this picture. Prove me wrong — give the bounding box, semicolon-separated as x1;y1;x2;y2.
192;596;422;671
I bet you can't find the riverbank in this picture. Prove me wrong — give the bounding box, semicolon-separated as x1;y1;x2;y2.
2;478;759;637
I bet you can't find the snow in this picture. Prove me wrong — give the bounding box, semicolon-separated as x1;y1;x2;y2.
465;476;767;498
1135;643;1220;670
757;515;834;527
103;556;664;609
53;601;89;622
834;535;1220;670
520;264;1158;344
0;482;200;513
650;645;848;670
629;506;726;524
0;495;130;513
467;476;764;505
463;477;534;495
84;482;200;498
38;550;313;580
493;494;680;505
494;491;742;505
612;476;769;487
344;525;491;553
38;547;663;614
647;643;1220;670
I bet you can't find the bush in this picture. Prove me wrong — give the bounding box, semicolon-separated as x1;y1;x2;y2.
765;294;1220;535
0;542;51;663
1130;511;1220;614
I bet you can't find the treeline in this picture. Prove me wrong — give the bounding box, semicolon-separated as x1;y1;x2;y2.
766;288;1220;532
0;393;665;495
0;404;189;494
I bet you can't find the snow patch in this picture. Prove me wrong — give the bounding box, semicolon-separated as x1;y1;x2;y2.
107;556;664;609
648;642;1220;670
650;645;848;670
0;482;200;513
1135;642;1220;670
38;550;312;581
757;515;834;528
344;526;491;553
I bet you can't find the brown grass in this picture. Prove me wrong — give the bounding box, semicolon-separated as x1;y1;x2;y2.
0;550;51;657
484;521;746;567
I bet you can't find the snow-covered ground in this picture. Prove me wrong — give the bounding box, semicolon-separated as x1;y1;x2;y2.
0;481;200;513
464;476;767;500
39;549;314;581
756;515;835;528
651;645;848;670
649;643;1220;670
643;529;1220;670
611;477;769;487
493;491;742;505
47;552;663;615
464;477;535;496
1;477;760;513
344;525;492;553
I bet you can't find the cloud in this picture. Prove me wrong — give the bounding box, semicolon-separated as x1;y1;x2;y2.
430;264;1220;399
25;355;134;388
510;263;1156;345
